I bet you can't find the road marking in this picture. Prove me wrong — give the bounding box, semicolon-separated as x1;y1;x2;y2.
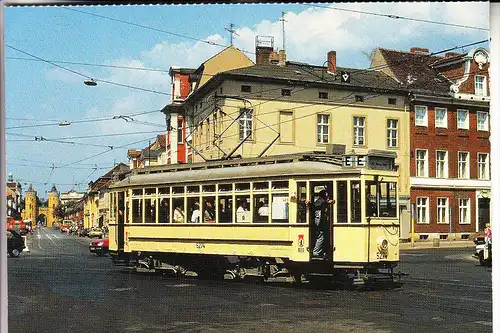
53;234;60;239
43;230;57;246
405;277;491;289
37;231;43;250
400;253;428;257
111;287;135;291
474;321;492;326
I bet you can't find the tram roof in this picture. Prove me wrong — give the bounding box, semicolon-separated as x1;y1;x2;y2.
110;153;362;189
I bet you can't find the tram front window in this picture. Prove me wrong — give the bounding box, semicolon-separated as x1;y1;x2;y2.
379;182;397;217
297;182;307;223
365;182;378;217
132;198;142;223
350;181;361;223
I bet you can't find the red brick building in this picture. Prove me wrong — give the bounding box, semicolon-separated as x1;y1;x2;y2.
372;47;490;240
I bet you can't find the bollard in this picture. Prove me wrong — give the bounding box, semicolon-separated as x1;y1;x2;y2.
432;238;440;248
22;235;30;252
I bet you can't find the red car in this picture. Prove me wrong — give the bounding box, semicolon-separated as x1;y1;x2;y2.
89;238;109;256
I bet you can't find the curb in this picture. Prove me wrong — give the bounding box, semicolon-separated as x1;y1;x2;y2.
400;241;474;250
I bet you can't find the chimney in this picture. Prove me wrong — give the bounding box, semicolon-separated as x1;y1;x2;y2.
410;47;429;54
255;36;275;65
278;50;286;66
327;51;336;74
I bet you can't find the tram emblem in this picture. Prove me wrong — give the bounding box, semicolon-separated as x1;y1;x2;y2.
298;234;304;248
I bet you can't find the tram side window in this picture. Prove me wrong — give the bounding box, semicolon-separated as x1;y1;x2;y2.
202;197;216;223
236;196;251;222
336;181;348;223
187;197;201;223
218;196;233;223
351;181;362;223
297;182;308;223
378;182;397;217
158;197;170;223
271;194;289;223
172;198;185;223
132;198;142;223
144;197;156;223
253;194;269;223
365;181;378;217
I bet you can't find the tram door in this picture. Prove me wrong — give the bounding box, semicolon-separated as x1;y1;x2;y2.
117;192;125;251
309;182;334;260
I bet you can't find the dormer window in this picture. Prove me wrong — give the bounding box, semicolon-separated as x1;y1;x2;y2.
475;75;487;96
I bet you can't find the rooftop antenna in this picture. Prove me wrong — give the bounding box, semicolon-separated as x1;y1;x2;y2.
224;23;239;45
279;12;287;51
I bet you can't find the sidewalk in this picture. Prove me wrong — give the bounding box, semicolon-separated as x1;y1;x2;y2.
400;240;475;250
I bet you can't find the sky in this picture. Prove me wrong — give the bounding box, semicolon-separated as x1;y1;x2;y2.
4;2;490;199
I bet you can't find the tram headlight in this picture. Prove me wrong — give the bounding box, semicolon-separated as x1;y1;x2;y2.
377;237;389;253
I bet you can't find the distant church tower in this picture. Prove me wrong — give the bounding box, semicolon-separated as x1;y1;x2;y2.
47;184;60;228
24;184;38;224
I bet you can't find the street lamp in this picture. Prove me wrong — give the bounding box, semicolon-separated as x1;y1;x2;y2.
84;78;97;86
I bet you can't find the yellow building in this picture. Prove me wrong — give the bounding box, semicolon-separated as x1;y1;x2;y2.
22;184;59;227
47;185;60;227
183;51;411;224
23;184;37;223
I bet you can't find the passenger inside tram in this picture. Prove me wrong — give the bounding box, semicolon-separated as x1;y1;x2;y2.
159;198;169;223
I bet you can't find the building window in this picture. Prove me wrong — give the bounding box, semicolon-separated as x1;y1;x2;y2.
355;95;364;102
437;198;449;224
416;149;428;177
459;198;470;224
387;119;398;148
241;85;251;93
177;119;183;144
415;105;428;127
475;75;487;96
416;197;429;224
478;153;489;180
435;107;447;128
457;109;469;130
477;111;489;131
279;111;294;143
353;116;365;146
281;89;291;96
388;98;397;105
317;114;330;143
239;108;253;140
318;91;328;99
435;150;448;178
458;152;469;179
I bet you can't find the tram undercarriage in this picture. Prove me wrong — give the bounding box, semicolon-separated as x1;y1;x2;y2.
111;251;402;288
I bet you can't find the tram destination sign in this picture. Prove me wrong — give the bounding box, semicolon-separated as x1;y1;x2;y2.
342;153;395;170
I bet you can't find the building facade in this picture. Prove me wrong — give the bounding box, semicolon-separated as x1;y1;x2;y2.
182;47;412;228
6;174;22;219
371;46;491;240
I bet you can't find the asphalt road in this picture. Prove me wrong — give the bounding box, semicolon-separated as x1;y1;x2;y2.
8;227;492;333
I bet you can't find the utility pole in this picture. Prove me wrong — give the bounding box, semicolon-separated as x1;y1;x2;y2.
224;23;239;45
279;11;287;51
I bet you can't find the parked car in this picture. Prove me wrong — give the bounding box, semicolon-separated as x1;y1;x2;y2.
88;228;103;238
474;241;492;266
7;230;25;257
89;238;109;256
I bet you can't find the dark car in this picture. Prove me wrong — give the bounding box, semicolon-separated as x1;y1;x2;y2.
7;230;25;258
89;238;109;257
78;228;89;237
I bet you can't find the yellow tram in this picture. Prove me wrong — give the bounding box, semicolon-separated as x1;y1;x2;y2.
108;151;400;284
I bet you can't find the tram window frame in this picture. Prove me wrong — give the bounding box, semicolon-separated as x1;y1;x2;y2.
336;181;348;223
158;197;170;223
132;189;142;196
187;197;201;223
272;181;289;190
271;193;289;223
172;186;184;195
218;195;233;223
253;194;270;223
235;183;250;191
187;185;200;194
145;188;156;196
236;195;251;223
202;185;216;193
202;196;216;223
144;197;156;223
158;187;169;195
253;181;269;191
350;180;362;223
365;181;379;217
172;197;185;223
297;182;308;223
131;196;142;223
218;184;233;192
378;181;397;217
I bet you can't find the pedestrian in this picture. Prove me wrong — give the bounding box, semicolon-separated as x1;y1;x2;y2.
312;189;333;259
484;223;492;260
